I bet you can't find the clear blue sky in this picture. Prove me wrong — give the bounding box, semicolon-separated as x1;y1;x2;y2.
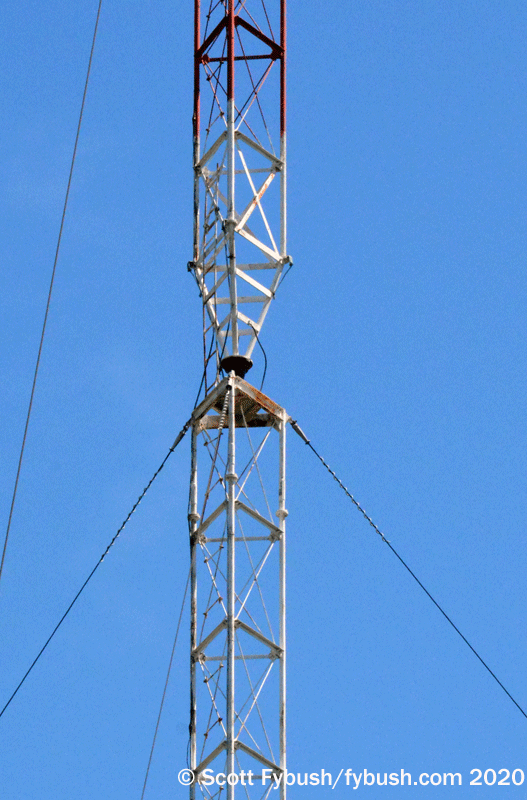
1;1;527;797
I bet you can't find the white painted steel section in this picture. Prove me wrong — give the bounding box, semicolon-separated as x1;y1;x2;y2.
278;418;287;800
189;378;288;797
226;378;237;800
189;425;199;800
191;4;289;795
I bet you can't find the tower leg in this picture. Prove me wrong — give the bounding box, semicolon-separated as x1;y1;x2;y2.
226;379;237;798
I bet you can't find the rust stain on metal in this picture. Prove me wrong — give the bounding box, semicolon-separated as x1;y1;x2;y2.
237;377;285;419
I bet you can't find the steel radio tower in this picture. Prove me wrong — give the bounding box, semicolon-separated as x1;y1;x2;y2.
187;0;290;796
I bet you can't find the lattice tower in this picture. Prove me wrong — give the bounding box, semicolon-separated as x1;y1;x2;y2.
187;1;290;798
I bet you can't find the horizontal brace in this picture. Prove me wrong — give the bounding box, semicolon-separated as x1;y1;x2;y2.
196;15;282;64
205;536;276;543
201;654;274;661
215;168;272;175
213;296;266;304
195;618;281;654
201;261;279;273
223;328;254;337
206;54;277;62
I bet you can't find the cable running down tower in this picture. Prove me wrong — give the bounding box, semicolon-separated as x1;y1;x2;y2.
188;0;290;797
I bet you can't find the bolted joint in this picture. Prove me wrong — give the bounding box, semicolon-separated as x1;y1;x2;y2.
269;645;283;661
222;218;236;234
190;530;206;546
